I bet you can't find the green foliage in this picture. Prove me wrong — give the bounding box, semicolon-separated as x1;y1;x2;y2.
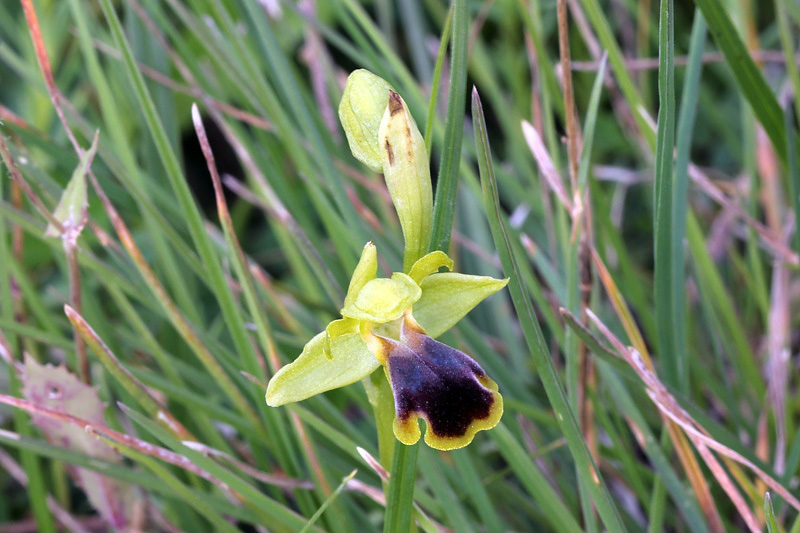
1;0;800;531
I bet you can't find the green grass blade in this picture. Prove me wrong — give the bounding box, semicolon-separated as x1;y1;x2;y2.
766;493;785;533
383;442;419;533
653;0;678;388
474;88;625;532
429;0;469;252
424;4;453;154
299;470;357;533
451;449;505;532
672;11;707;395
692;0;788;161
490;424;582;532
98;0;264;385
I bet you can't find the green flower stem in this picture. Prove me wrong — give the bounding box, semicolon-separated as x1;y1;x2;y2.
366;367;416;533
384;441;419;533
366;371;396;470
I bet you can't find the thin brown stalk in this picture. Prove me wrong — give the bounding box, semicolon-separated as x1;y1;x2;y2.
65;246;89;384
194;105;335;500
590;251;726;532
20;0;81;154
556;0;581;190
556;0;597;473
693;442;760;533
290;412;332;495
0;105;28;129
180;441;315;490
192;105;273;376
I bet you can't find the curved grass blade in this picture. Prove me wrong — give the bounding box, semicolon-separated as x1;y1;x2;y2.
692;0;789;162
474;88;625;532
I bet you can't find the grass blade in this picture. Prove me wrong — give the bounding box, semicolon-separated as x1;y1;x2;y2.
474;88;625;532
692;0;789;162
383;442;419;533
429;0;469;252
653;0;678;388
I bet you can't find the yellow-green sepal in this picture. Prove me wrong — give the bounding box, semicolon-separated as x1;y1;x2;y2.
408;251;454;283
341;272;421;323
338;70;394;172
378;91;433;271
266;330;380;406
413;273;509;338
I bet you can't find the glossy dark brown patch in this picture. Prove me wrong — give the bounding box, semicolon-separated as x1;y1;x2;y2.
385;333;495;439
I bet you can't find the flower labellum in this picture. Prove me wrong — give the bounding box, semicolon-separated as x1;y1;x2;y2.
363;312;503;451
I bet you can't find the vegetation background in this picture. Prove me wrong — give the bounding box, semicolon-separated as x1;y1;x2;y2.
0;0;799;531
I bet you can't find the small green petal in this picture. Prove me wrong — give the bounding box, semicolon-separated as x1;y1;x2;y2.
266;330;379;406
324;318;359;359
408;251;454;284
341;272;421;323
413;273;509;338
344;242;378;309
338;70;394;172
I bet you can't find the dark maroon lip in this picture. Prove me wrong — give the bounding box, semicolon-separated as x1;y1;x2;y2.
380;319;496;440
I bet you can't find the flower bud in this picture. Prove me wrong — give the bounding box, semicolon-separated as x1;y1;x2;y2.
338;69;394;172
379;91;433;271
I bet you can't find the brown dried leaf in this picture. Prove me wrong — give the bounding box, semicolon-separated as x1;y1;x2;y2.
21;356;136;528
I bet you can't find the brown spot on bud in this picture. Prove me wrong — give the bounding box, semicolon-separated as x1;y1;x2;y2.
385;140;395;166
388;91;403;116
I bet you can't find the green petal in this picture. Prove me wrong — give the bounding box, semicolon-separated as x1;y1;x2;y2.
338;70;394;172
408;251;454;284
413;273;509;338
341;272;421;323
266;330;379;406
344;242;378;309
378;92;433;271
324;318;359;359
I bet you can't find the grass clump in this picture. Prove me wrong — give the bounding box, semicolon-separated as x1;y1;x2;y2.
1;0;800;531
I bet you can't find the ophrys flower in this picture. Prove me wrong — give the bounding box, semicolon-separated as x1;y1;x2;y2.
266;70;508;450
266;243;507;450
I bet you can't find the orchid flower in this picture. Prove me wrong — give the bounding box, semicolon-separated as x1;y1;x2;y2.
266;70;508;450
